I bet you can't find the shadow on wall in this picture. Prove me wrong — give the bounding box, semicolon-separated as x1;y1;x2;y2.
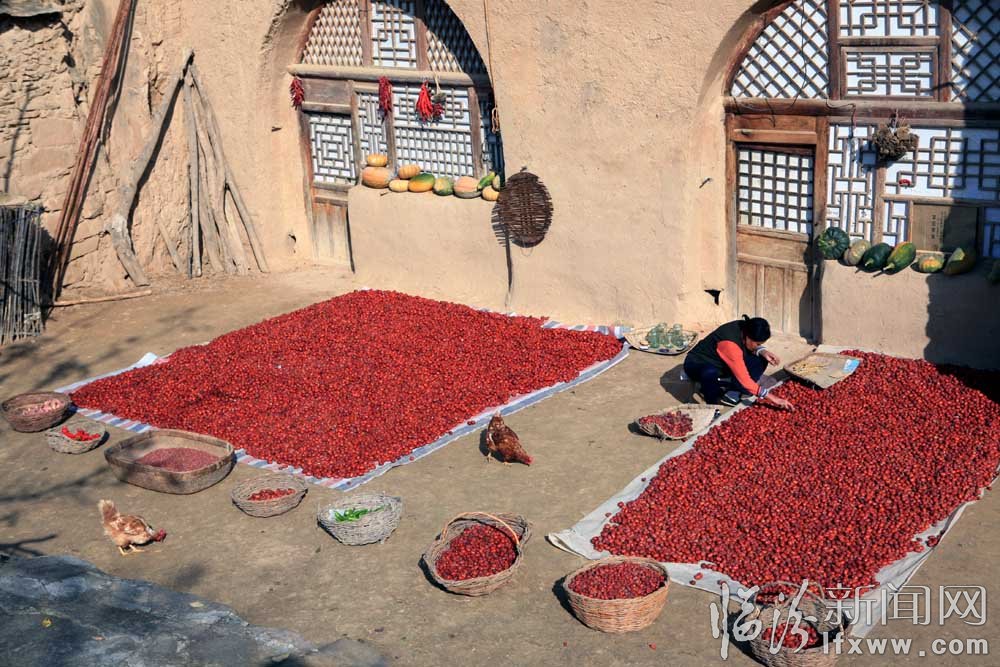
924;265;1000;371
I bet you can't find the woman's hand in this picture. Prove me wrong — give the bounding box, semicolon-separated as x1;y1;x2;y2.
760;349;781;366
765;395;794;411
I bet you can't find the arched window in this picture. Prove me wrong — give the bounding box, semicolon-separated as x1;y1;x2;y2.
723;0;1000;337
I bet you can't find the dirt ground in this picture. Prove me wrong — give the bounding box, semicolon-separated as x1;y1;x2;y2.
1;268;997;666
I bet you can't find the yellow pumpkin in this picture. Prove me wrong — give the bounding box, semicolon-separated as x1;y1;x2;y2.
361;166;392;189
397;164;422;180
481;185;500;202
366;153;388;167
388;179;409;193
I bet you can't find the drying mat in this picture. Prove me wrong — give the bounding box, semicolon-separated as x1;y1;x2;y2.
784;352;862;389
56;319;629;492
548;372;998;638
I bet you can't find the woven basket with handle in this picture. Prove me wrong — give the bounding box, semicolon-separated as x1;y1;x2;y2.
748;581;850;667
563;556;670;633
231;473;308;517
2;392;71;433
318;492;403;545
46;419;108;454
422;511;531;596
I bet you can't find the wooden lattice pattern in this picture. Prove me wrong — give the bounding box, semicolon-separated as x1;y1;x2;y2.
882;200;911;245
301;0;365;66
951;0;1000;102
494;171;553;247
984;208;1000;258
826;124;878;241
736;147;815;235
358;91;390;160
309;113;357;185
372;0;418;68
392;84;476;179
845;49;935;97
424;0;486;74
884;126;1000;201
838;0;939;37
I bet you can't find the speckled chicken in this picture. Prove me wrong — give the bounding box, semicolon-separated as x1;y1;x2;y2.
98;500;166;556
485;412;533;465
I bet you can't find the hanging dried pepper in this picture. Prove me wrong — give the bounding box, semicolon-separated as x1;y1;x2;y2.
416;81;444;122
378;76;393;116
290;76;305;109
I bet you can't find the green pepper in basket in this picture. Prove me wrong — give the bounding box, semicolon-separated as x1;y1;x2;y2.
333;506;385;523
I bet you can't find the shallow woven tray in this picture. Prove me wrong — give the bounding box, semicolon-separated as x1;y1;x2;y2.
46;419;108;454
748;582;849;667
422;512;531;596
563;556;670;633
624;327;698;356
634;404;719;441
784;352;862;390
318;492;403;545
2;392;72;433
104;429;235;494
231;473;308;518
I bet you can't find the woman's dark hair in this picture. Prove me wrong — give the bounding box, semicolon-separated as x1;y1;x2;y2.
739;315;771;343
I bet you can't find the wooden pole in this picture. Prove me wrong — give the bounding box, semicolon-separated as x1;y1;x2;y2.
191;86;238;273
183;74;201;278
50;289;153;307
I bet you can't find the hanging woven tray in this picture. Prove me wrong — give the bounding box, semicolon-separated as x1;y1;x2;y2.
748;582;850;667
46;419;108;454
562;556;670;633
231;473;308;518
422;511;531;596
634;404;719;441
104;429;235;494
2;392;72;433
318;492;403;545
624;327;699;356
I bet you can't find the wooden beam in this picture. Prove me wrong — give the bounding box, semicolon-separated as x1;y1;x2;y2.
183;75;201;277
289;63;488;87
725;97;1000;120
729;128;818;145
360;0;373;67
468;85;484;177
826;0;842;100
938;0;954;103
414;0;429;71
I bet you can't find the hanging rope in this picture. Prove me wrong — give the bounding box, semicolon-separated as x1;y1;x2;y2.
482;0;500;134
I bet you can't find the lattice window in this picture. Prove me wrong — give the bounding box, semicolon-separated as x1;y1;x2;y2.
425;0;486;74
308;113;357;185
737;148;815;234
301;1;365;66
371;0;418;68
731;0;829;99
839;0;939;37
393;84;476;179
882;200;911;245
951;0;1000;102
357;92;389;159
827;124;878;241
844;49;935;97
884;126;1000;201
984;208;1000;258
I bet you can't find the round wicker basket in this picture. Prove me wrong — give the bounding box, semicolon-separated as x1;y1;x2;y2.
2;392;72;433
422;512;531;597
45;419;108;454
318;492;403;545
562;556;670;633
748;582;849;667
231;473;308;518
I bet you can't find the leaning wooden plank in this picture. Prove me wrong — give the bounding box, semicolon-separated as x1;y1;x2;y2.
105;49;194;286
51;289;153;307
155;219;184;273
196;138;230;273
190;64;269;273
183;75;201;277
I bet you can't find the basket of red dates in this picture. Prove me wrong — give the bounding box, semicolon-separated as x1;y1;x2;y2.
562;556;670;633
749;581;850;667
231;473;308;517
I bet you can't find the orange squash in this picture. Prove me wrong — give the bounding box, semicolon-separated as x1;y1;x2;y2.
408;173;436;193
453;175;480;198
397;164;422;180
481;185;499;202
366;154;388;167
361;166;392;189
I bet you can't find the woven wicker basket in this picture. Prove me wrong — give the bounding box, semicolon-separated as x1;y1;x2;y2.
2;392;72;433
563;556;670;633
318;492;403;545
634;404;719;441
45;419;108;454
231;473;308;517
748;582;849;667
422;512;531;596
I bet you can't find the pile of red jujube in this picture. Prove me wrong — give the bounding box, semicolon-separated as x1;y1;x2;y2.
135;447;218;472
435;524;518;581
72;291;620;479
638;412;694;437
594;352;1000;593
761;621;821;649
248;488;296;502
569;562;665;600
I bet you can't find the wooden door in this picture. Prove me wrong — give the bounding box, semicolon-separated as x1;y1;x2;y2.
311;194;352;266
733;144;816;338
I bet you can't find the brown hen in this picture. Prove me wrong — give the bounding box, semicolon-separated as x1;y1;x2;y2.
98;499;166;556
485;412;533;465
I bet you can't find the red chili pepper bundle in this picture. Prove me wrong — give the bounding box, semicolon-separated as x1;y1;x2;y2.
378;76;393;116
290;77;305;109
415;81;443;122
248;488;296;502
61;426;101;442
